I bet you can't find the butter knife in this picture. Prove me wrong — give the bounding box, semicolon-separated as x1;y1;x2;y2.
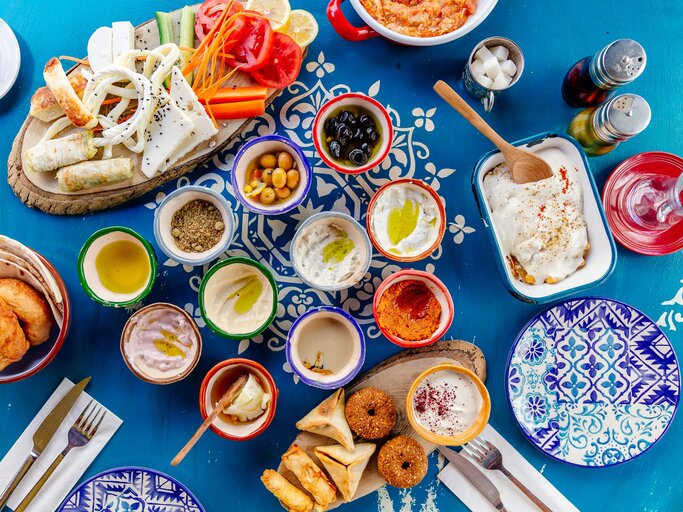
0;377;90;509
438;446;509;512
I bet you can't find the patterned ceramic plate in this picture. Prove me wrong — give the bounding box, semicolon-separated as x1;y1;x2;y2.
506;297;680;467
58;467;205;512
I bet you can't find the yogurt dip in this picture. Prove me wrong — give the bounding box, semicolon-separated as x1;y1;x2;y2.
412;368;484;437
201;261;276;337
223;373;271;423
483;147;589;285
369;181;443;259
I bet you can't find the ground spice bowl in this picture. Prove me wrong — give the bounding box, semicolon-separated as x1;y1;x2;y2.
373;269;454;348
154;186;235;267
406;363;490;446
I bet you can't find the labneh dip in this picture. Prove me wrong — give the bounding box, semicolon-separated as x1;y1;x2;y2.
223;373;271;423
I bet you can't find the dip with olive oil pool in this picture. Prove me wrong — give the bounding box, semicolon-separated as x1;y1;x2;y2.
95;239;151;294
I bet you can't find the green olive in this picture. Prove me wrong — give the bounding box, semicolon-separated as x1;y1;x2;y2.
277;152;294;171
262;168;274;186
260;187;276;204
272;168;287;189
275;187;291;199
286;170;300;189
259;153;277;169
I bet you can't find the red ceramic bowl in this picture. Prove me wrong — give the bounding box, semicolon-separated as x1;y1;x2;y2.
0;252;71;384
199;358;278;441
313;92;393;174
373;269;454;348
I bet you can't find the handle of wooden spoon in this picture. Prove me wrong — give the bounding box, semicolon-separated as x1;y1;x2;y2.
171;373;249;466
433;80;513;153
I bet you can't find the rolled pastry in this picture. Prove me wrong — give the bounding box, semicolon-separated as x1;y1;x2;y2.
57;158;133;192
261;469;314;512
282;445;337;508
25;131;97;173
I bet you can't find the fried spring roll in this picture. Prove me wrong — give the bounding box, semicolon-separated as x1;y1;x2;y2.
57;158;133;192
282;445;337;508
25;131;97;173
261;469;314;512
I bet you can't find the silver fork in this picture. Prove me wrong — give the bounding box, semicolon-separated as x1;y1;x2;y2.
14;400;106;512
463;436;554;512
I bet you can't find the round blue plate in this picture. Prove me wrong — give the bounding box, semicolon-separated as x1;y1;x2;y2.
58;467;205;512
506;297;680;467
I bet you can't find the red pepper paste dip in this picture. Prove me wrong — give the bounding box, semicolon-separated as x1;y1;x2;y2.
376;279;441;341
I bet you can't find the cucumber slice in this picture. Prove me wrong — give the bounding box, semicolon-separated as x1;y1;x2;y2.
155;11;175;88
178;6;196;85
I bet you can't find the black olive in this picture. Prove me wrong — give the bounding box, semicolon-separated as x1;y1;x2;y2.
338;111;350;123
365;127;379;143
346;112;357;126
336;124;353;145
328;140;342;159
348;149;368;166
353;128;364;141
359;113;374;128
324;117;338;134
361;142;371;155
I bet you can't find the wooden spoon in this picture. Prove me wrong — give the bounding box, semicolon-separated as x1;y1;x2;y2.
433;80;553;184
171;373;249;466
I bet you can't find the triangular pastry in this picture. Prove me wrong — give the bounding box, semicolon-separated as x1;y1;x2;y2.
314;443;376;502
296;389;354;451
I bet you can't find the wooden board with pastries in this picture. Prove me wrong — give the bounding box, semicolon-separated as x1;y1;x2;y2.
272;340;487;510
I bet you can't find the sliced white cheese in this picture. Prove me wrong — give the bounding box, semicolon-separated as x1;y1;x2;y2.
141;88;194;178
112;21;135;61
87;27;113;72
161;67;218;172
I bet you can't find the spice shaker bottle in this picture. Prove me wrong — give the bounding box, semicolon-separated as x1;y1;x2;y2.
567;93;651;156
562;39;646;108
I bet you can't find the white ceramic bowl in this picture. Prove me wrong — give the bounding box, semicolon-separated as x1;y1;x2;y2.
154;186;234;267
472;133;617;304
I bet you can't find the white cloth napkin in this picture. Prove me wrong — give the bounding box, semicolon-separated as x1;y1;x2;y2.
437;425;579;512
0;378;122;512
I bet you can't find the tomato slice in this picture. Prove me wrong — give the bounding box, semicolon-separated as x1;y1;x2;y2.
195;0;244;41
225;12;274;72
251;33;303;89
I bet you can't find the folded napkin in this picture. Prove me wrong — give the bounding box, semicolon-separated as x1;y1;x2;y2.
0;378;122;512
437;425;578;512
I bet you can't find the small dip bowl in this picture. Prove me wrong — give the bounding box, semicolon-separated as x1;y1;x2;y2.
366;178;446;262
291;212;372;292
200;358;278;441
231;134;312;216
199;257;278;340
286;306;365;389
120;302;202;385
313;93;393;175
406;363;490;446
373;269;454;348
153;186;235;267
78;226;157;308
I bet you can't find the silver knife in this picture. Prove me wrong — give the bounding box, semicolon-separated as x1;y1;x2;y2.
0;377;90;509
438;446;509;512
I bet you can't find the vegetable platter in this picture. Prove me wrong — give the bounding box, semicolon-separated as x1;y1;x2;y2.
7;1;307;215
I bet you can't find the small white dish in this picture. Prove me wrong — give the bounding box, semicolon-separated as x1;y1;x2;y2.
0;19;20;100
154;186;234;267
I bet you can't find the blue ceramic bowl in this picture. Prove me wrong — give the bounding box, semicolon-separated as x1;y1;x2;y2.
231;134;312;216
472;132;617;304
286;306;365;389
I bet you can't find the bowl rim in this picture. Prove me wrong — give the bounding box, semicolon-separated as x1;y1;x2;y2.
406;363;491;446
198;256;279;340
77;226;158;308
312;92;394;175
119;302;203;385
286;305;366;389
366;178;446;262
0;251;71;384
471;132;617;304
230;134;312;216
199;358;279;441
373;269;454;348
153;185;235;267
291;211;373;292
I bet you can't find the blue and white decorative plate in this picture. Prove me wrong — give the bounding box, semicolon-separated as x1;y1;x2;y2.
58;467;205;512
506;297;680;467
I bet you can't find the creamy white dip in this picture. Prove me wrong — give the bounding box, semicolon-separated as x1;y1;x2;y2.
223;374;271;422
370;183;441;258
483;147;588;285
203;263;274;335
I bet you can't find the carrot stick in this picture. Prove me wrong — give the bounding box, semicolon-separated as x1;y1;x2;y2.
199;86;268;104
208;99;266;119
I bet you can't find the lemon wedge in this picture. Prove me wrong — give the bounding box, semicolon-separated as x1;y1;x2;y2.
245;0;292;31
279;9;319;47
245;182;267;198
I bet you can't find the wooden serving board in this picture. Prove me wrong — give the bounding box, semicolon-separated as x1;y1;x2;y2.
277;340;487;510
7;5;285;215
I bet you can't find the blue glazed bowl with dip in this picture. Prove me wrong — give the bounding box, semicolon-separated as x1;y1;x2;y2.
78;226;157;308
286;306;365;389
199;257;278;340
154;186;235;267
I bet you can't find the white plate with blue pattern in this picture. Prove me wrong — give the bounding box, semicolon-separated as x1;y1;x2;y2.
58;467;205;512
506;297;680;467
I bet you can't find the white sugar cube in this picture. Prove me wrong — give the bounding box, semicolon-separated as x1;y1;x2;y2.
491;45;510;62
500;59;517;77
482;54;502;79
470;59;485;76
492;72;512;90
474;45;495;62
476;73;494;88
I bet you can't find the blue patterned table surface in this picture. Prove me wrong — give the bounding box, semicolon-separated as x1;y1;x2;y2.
1;1;682;511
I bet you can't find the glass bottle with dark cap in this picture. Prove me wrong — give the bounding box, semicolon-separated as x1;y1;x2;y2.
562;39;646;108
